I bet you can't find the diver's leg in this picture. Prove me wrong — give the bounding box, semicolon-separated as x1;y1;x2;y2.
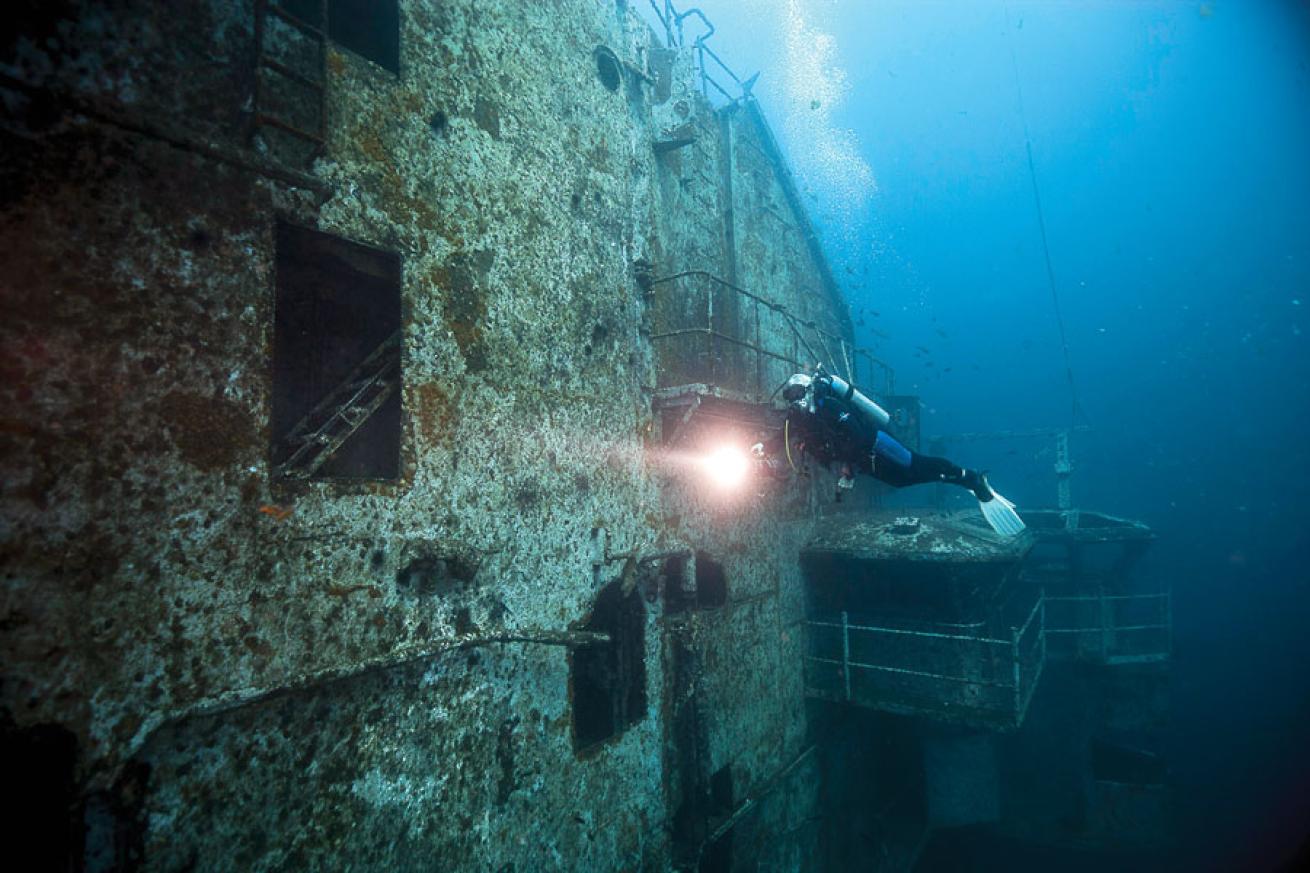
869;432;987;497
909;454;990;498
871;433;1026;535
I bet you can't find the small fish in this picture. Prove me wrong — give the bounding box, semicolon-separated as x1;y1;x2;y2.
259;504;293;521
936;328;948;339
916;345;931;355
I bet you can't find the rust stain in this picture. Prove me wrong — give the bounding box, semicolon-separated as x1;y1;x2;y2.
154;390;255;472
413;381;452;449
257;505;293;522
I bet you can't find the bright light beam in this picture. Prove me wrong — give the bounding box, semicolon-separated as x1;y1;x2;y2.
702;445;751;490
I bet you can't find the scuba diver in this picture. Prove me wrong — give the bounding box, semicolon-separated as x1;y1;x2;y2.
757;368;1026;536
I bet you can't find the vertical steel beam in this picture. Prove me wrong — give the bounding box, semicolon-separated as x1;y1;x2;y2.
1055;429;1073;511
1012;626;1022;725
841;610;851;702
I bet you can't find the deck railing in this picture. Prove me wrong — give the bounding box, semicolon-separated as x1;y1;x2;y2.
650;270;883;402
803;590;1046;730
646;1;754;103
1043;590;1171;665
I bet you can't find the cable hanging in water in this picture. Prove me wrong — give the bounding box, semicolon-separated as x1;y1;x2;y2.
1005;8;1089;430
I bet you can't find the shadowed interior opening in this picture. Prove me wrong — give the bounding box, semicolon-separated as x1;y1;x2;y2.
272;221;402;480
571;580;647;752
1;719;78;868
595;46;622;92
284;0;400;73
695;551;728;608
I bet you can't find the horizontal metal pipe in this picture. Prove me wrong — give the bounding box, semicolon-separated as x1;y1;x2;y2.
650;327;805;366
806;620;1011;646
1044;623;1168;634
805;656;1015;689
105;628;605;792
651;270;848;346
1045;593;1169;603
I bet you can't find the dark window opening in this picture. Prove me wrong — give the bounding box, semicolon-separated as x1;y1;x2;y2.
2;720;79;868
571;580;647;752
663;554;693;615
330;0;400;73
696;765;735;872
700;830;733;873
708;765;734;816
272;221;402;480
284;0;400;73
694;551;727;608
669;632;708;868
595;46;622;92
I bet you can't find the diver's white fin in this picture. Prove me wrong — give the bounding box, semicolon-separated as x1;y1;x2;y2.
979;489;1026;536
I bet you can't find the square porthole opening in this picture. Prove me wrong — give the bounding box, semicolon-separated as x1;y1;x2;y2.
694;551;728;608
571;580;647;752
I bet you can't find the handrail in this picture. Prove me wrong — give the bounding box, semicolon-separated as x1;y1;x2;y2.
649;1;754;102
650;270;864;400
675;6;715;47
1045;593;1168;603
805;656;1017;690
1042;590;1172;662
647;0;673;45
803;589;1047;727
806;618;1013;647
853;349;896;396
1045;624;1169;634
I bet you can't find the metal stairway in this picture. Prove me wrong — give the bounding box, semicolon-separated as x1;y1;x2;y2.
274;330;401;479
251;0;328;154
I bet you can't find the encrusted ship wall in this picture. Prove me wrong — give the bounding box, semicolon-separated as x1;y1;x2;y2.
1;1;849;869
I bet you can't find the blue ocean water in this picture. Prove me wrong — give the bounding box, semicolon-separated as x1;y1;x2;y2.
643;1;1310;869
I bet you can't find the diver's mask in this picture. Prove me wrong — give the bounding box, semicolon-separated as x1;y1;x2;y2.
782;373;815;412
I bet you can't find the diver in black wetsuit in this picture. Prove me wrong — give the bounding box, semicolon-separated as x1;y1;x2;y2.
761;370;1025;535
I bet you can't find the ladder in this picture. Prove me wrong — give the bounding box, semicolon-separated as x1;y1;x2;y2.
251;0;328;154
274;330;401;479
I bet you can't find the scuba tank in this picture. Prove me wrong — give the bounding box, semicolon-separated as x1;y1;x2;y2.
815;369;892;431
